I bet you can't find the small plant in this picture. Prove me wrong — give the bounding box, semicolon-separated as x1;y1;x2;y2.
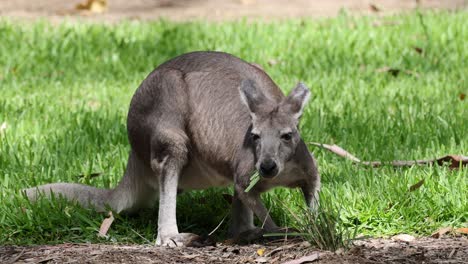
275;194;358;251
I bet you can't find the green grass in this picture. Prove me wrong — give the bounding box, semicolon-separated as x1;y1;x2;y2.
0;11;467;245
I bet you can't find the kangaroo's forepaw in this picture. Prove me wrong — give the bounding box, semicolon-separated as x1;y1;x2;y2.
232;227;265;244
156;233;201;247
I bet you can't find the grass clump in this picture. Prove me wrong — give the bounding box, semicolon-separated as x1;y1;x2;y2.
292;199;357;251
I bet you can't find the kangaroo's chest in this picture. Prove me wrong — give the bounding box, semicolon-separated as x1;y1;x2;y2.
178;156;233;190
255;163;306;192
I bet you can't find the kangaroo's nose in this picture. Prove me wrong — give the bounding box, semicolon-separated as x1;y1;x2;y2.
259;159;278;178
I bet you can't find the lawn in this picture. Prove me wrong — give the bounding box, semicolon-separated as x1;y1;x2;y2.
0;11;467;245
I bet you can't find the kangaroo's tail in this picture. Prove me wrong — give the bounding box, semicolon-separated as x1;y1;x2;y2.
23;183;114;212
22;151;157;213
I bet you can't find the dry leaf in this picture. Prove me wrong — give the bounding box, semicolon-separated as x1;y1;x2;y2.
98;211;114;237
431;227;452;238
0;122;7;133
158;0;176;8
392;234;415;243
409;179;425;192
87;100;101;111
460;93;466;100
256;248;266;256
376;67;419;77
283;253;319;264
454;228;468;235
181;254;201;260
267;59;279;66
413;47;423;54
255;256;269;263
376;66;400;76
376;67;401;77
369;4;381;12
77;172;102;179
76;0;108;13
432;155;468;169
239;0;257;5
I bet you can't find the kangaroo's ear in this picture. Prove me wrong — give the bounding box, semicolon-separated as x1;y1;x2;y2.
283;83;311;119
239;79;268;117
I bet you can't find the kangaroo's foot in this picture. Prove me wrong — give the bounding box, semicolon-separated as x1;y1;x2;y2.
156;232;202;247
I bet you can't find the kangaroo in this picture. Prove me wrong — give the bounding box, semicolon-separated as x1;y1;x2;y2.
24;51;320;247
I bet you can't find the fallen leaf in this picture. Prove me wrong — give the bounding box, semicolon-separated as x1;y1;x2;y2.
181;254;201;260
409;179;425;192
283;253;319;264
433;155;468;169
267;59;279;66
376;66;400;76
413;46;424;54
158;0;176;8
392;234;415;243
255;256;269;263
87;100;101;111
77;172;102;179
76;0;108;13
264;244;296;257
239;0;256;5
375;67;419;77
0;122;7;133
257;248;266;256
369;4;381;12
454;228;468;235
431;227;452;238
98;211;114;237
376;67;401;77
460;93;466;100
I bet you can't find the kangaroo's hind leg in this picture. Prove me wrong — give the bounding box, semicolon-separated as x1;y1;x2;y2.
150;125;202;247
131;69;201;247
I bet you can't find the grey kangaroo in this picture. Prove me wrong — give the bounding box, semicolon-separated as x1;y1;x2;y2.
24;51;320;247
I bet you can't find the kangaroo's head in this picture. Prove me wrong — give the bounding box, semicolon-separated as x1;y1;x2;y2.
240;79;311;178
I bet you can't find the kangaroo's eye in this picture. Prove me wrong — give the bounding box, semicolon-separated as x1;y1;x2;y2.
251;133;260;141
281;133;292;141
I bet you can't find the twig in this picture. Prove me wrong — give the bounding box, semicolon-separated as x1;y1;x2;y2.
307;142;467;169
208;212;229;236
6;248;25;264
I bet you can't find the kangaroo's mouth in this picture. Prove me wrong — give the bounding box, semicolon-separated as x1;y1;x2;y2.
258;165;279;178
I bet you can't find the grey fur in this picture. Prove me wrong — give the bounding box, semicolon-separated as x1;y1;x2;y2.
23;51;320;246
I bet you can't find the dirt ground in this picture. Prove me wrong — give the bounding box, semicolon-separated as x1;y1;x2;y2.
0;0;466;22
1;237;467;264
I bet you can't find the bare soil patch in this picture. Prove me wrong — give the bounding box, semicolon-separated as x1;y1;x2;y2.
0;0;466;22
1;237;467;263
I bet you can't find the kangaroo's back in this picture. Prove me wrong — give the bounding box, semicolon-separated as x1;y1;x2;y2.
127;51;284;169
